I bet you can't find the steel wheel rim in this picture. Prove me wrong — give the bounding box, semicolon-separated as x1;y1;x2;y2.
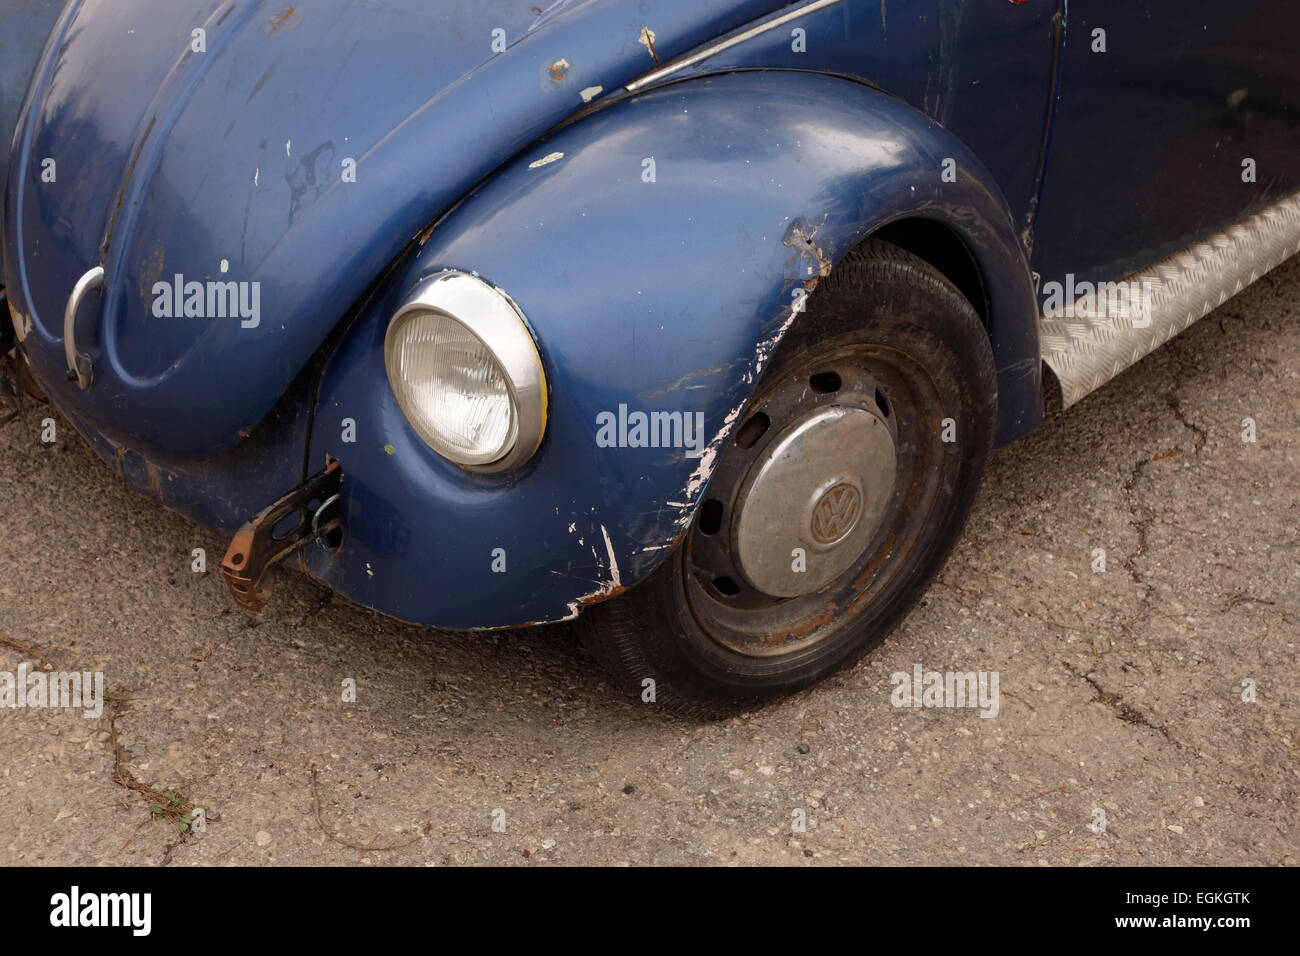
684;343;948;658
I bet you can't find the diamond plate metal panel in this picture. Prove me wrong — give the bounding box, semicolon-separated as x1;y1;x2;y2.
1041;191;1300;406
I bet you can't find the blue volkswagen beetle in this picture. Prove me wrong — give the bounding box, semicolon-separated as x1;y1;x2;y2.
3;0;1298;714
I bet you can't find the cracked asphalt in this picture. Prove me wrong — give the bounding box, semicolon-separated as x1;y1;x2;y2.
1;257;1296;866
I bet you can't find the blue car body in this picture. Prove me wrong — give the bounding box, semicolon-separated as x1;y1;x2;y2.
4;0;1298;627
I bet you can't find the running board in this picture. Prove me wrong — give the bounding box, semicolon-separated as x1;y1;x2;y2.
1040;191;1300;407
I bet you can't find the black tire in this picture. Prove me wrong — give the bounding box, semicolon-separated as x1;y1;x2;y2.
577;239;998;717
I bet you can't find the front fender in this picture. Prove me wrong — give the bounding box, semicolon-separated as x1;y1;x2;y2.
304;70;1040;628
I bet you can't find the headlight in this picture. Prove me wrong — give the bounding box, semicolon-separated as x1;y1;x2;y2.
384;271;547;471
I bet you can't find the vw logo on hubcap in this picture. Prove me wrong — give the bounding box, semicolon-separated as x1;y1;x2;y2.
810;481;862;545
731;406;895;598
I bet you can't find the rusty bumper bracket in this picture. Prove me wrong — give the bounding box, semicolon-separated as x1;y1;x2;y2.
221;460;342;612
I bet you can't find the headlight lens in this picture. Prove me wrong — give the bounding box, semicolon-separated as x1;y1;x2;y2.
384;271;547;471
389;313;517;463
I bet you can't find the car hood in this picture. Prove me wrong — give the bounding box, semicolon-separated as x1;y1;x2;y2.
3;0;782;459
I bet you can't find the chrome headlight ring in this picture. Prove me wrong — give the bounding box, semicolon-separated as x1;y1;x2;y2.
383;270;548;473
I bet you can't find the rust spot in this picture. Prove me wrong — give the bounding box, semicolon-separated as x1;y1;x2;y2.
666;523;690;552
638;26;660;66
903;450;931;512
548;58;570;83
220;460;341;613
270;7;294;31
576;583;630;609
785;605;836;641
852;532;897;591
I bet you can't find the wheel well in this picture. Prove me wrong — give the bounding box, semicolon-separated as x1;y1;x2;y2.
870;218;988;326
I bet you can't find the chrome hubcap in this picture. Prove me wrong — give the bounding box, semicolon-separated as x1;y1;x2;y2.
733;406;896;596
684;346;943;659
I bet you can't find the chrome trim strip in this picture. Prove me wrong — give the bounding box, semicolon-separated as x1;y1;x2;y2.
63;265;104;390
624;0;846;93
1041;191;1300;407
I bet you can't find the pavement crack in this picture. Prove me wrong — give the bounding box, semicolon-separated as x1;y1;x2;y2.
1119;456;1157;638
1114;357;1210;644
1166;391;1207;454
0;630;216;864
1062;661;1178;747
308;764;426;860
0;632;59;670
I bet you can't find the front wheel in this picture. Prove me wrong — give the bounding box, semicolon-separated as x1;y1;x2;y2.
576;240;998;717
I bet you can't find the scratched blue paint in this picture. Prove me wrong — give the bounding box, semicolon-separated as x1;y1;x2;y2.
299;70;1040;627
4;0;789;458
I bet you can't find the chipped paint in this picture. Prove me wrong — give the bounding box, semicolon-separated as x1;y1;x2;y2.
579;85;603;103
675;289;805;527
600;524;622;589
557;524;628;620
638;26;660;65
682;396;744;502
782;214;832;278
528;151;564;168
644;360;736;398
7;296;31;342
752;297;802;379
